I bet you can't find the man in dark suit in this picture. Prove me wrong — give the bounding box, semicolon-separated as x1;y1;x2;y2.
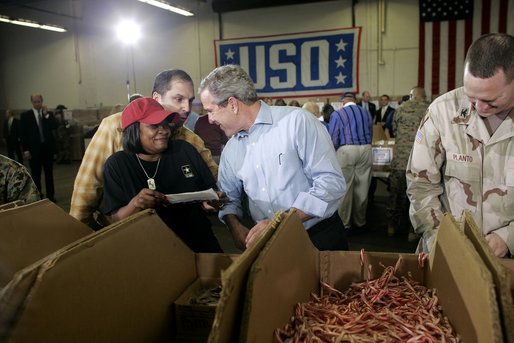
3;109;23;163
377;94;396;138
357;91;376;122
20;93;57;202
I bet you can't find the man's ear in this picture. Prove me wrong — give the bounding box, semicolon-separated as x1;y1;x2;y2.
152;92;161;102
229;97;238;114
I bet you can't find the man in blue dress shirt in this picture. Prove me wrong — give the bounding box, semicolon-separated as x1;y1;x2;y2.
199;65;348;251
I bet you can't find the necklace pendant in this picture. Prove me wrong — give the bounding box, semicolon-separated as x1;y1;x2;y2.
147;178;156;190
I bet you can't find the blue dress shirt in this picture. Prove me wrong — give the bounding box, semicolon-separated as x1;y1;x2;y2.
218;102;346;229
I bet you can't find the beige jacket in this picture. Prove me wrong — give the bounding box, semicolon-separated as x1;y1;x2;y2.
406;87;514;254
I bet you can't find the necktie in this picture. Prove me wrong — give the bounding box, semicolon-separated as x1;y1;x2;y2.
38;110;45;142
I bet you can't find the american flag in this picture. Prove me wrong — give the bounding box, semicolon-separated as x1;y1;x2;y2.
418;0;514;99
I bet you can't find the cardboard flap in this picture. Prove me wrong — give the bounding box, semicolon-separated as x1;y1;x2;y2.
209;211;282;343
239;210;319;343
462;211;514;343
427;213;501;343
0;199;93;288
324;251;425;292
1;210;199;342
0;200;24;211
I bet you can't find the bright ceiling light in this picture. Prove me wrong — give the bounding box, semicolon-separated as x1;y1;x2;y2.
116;20;141;45
137;0;194;16
0;15;66;32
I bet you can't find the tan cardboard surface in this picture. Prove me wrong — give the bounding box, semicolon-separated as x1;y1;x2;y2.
0;210;224;342
240;212;319;343
0;199;93;288
240;211;501;343
427;214;500;342
0;200;24;211
462;211;514;343
208;212;281;343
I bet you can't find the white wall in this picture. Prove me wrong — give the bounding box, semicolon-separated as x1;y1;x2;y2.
0;0;420;111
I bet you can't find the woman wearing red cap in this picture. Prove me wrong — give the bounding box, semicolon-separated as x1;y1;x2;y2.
103;98;223;253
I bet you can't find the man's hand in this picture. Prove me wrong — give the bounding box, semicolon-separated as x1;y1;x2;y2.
23;151;31;160
225;214;250;251
202;191;228;212
245;219;271;248
485;232;509;257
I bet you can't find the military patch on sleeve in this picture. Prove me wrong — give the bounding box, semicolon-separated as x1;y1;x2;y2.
415;130;423;144
181;165;194;178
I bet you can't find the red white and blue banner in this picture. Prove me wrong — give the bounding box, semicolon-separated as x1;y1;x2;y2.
215;27;361;98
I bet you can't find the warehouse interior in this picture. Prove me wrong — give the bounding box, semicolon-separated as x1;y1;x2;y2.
0;0;512;342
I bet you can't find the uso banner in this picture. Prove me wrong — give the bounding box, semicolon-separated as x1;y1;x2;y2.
215;27;361;98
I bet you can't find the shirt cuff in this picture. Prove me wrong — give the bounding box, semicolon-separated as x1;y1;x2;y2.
291;192;328;219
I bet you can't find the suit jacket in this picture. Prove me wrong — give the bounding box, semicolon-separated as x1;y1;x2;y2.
20;109;56;155
376;105;395;124
377;105;396;137
357;101;376;121
3;118;21;146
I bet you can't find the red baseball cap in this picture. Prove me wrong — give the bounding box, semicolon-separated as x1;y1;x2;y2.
121;97;178;129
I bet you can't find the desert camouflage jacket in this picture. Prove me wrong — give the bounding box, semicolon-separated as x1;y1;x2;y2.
0;154;40;205
406;87;514;254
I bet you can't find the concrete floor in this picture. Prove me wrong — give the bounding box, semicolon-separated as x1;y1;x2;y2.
10;157;419;255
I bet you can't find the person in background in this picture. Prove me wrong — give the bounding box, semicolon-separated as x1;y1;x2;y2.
70;69;218;228
194;113;228;165
302;101;321;120
20;93;57;202
3;109;23;163
377;94;396;138
54;104;71;164
321;104;335;130
288;100;301;107
274;98;287;106
386;86;429;241
328;92;373;233
263;97;273;106
407;33;514;257
0;154;40;205
129;93;144;103
357;91;376;121
183;110;200;131
200;64;347;251
398;94;410;106
103;98;223;252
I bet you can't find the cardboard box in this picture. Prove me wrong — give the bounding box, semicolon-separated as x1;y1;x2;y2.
0;209;278;342
462;211;514;343
239;211;502;342
372;123;386;142
0;199;93;288
0;200;24;211
174;277;220;341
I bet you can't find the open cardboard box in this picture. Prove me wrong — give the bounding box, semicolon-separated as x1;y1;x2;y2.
461;211;514;343
239;211;502;343
0;208;279;342
0;199;93;288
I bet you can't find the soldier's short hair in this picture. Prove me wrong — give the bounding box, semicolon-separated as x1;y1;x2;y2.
465;33;514;82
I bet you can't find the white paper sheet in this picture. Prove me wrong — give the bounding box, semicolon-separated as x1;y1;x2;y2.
165;188;219;204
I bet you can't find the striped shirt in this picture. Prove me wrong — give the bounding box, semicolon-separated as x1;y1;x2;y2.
69;111;218;224
328;103;373;148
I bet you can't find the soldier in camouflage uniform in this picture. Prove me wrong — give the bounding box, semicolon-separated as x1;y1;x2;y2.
406;33;514;257
387;87;429;240
0;154;40;205
54;105;71;164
